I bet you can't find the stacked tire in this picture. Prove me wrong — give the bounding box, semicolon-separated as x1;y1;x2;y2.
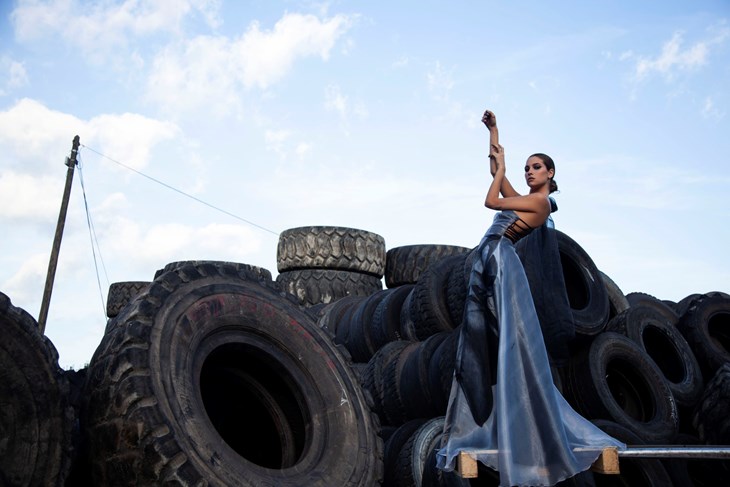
297;228;729;486
6;223;728;485
275;226;385;306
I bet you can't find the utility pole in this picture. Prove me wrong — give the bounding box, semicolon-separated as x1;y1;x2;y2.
38;136;80;334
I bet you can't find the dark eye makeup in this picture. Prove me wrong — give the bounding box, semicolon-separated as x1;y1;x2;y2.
524;164;542;172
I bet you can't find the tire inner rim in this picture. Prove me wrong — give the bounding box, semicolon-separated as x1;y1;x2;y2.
200;342;308;469
605;358;656;422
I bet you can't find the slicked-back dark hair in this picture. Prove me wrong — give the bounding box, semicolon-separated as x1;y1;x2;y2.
529;153;558;193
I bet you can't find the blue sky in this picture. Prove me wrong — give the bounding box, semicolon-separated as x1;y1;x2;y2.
1;0;728;369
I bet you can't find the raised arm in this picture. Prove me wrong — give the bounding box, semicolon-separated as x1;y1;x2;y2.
484;143;550;225
482;110;521;198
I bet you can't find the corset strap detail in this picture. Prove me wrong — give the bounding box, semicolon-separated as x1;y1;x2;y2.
503;217;534;243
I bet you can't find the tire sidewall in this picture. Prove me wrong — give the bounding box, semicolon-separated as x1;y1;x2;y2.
90;267;379;486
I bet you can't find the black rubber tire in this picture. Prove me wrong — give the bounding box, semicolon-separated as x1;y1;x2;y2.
427;330;459;414
400;332;450;419
591;419;673;486
692;363;730;445
421;447;473;487
676;293;703;318
399;290;419;341
83;262;382;486
625;292;679;326
382;342;421;426
361;341;413;426
106;281;151;318
598;270;629;321
341;289;391;363
677;293;730;379
565;332;678;444
556;231;610;337
385;245;471;288
0;291;72;487
662;432;730;486
606;305;704;408
153;260;273;281
371;285;415;349
445;253;468;327
410;255;463;340
383;418;428;487
276;268;383;307
317;295;365;335
392;417;446;487
277;226;386;276
335;302;363;360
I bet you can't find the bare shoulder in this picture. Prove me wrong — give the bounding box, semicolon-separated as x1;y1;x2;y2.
526;193;551;210
514;194;551;227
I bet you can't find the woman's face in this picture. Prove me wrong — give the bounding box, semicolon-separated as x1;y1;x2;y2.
524;156;554;189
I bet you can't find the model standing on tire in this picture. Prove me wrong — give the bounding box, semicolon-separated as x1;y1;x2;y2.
436;110;624;486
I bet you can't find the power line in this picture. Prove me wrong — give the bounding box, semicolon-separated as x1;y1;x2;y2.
77;154;109;318
80;144;280;237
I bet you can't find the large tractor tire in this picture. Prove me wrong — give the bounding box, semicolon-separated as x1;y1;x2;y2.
0;291;72;487
83;262;382;486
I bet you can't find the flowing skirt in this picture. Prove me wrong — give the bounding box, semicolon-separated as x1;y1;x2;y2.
436;230;624;487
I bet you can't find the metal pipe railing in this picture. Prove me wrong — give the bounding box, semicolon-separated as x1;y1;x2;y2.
619;446;730;459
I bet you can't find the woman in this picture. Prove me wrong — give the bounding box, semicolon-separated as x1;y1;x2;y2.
436;110;624;486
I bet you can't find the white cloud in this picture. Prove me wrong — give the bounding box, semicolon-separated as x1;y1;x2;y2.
0;57;29;95
324;83;368;135
0;252;50;304
146;35;242;116
0;99;180;222
325;83;348;116
620;24;730;80
634;31;709;81
0;172;62;222
701;96;725;120
561;154;721;211
427;61;455;101
0;98;84;169
11;0;221;63
264;129;292;157
392;55;409;68
104;218;263;268
145;12;354;116
262;129;314;161
295;142;312;158
0;99;179;171
86;113;180;171
237;13;352;89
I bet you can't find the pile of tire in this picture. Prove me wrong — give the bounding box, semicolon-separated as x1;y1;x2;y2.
75;261;383;486
2;224;729;486
275;226;385;308
280;226;730;486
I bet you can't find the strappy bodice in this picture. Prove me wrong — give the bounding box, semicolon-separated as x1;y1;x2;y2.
485;211;535;243
503;215;534;243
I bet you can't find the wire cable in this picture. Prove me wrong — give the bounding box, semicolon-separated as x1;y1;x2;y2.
80;144;280;237
77;153;109;318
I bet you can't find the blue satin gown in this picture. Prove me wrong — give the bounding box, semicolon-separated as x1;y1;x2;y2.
437;211;625;486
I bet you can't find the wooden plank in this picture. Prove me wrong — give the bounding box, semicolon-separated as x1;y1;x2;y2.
456;451;478;478
590;447;620;475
